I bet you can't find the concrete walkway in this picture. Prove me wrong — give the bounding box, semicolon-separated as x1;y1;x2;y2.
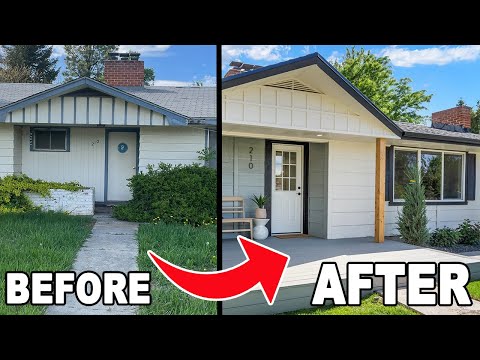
47;214;139;315
396;288;480;315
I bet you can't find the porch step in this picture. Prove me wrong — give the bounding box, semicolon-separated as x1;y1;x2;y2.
95;205;113;215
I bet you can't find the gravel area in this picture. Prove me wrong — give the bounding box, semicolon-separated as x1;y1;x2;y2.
386;236;480;254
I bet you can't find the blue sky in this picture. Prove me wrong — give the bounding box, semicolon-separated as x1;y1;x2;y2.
222;45;480;117
52;45;216;86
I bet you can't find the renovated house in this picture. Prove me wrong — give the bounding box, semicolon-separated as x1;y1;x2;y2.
0;53;216;203
222;53;478;241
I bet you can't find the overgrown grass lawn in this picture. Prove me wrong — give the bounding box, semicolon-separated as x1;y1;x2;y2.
0;212;93;315
467;281;480;301
289;293;418;315
137;223;216;315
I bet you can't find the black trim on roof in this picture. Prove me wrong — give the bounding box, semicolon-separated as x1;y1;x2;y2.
222;52;403;137
402;131;480;146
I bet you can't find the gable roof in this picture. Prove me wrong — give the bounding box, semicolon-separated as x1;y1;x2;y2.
222;52;403;137
0;78;216;126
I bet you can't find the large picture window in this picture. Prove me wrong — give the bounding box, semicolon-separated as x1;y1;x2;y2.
30;128;70;152
393;147;465;202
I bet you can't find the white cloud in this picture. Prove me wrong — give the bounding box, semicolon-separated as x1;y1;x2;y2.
153;74;216;87
327;50;341;64
118;45;171;56
50;45;65;58
222;45;291;67
380;45;480;67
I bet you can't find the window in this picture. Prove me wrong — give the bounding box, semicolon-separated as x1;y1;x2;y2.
393;147;465;202
31;128;70;152
275;150;297;191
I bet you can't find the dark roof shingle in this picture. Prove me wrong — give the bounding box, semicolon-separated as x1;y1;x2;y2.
397;121;480;144
0;83;216;119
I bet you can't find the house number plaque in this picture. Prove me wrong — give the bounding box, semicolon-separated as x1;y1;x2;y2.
248;147;254;169
118;143;128;153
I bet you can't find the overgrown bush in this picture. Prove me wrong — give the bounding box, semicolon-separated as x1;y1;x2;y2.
0;174;84;213
112;163;216;226
397;166;430;245
430;227;460;247
457;219;480;245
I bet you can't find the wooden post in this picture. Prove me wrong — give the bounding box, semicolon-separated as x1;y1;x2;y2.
375;138;386;243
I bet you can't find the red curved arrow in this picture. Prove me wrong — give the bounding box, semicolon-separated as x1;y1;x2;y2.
147;236;290;305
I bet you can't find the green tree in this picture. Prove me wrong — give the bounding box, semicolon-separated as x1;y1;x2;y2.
1;45;59;83
334;47;432;124
62;45;118;82
0;66;32;83
456;98;466;106
470;101;480;134
144;67;155;85
397;165;430;245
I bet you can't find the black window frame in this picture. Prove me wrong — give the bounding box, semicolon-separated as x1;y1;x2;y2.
389;145;468;206
30;127;70;152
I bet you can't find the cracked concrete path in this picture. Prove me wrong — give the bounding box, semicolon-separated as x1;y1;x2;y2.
396;288;480;315
47;214;139;315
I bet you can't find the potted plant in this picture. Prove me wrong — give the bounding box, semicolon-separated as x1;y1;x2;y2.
251;194;268;219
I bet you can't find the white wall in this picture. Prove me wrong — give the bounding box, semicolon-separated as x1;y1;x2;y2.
223;85;395;138
138;127;205;171
22;127;106;201
327;139;376;239
13;126;22;173
0;124;15;176
26;188;95;216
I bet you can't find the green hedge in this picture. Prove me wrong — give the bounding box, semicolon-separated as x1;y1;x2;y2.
0;174;84;213
113;163;216;226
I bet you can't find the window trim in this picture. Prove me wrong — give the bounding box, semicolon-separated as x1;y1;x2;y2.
391;146;466;205
30;127;70;152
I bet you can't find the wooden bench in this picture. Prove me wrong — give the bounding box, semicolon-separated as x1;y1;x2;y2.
222;196;253;239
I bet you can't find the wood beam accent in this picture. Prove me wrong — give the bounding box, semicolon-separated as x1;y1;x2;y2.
375;138;386;243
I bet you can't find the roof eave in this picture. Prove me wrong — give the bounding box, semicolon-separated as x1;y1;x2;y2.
0;78;190;126
402;131;480;147
222;53;403;137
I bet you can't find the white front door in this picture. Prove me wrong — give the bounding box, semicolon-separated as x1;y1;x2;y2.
271;144;303;234
107;131;137;201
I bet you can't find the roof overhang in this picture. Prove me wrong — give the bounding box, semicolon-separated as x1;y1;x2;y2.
402;131;480;147
223;52;404;137
0;77;189;126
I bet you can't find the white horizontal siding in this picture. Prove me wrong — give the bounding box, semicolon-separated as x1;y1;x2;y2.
0;124;14;176
327;139;376;239
21;127;106;201
223;85;395;138
138;127;205;171
13;126;22;173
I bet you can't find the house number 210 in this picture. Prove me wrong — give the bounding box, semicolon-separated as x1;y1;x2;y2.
248;147;254;169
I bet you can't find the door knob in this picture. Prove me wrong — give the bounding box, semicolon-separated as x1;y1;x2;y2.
297;192;301;195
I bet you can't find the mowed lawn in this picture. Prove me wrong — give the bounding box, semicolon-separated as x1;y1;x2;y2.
289;293;418;315
137;223;217;315
467;281;480;301
0;212;94;315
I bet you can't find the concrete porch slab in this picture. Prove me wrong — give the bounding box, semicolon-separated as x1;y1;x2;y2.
222;236;480;315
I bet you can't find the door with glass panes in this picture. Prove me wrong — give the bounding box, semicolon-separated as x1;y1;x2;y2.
271;144;303;234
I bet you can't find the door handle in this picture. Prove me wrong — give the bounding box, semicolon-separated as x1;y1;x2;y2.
297;192;301;195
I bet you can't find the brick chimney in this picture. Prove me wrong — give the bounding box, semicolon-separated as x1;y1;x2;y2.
432;105;472;130
224;61;263;78
104;52;144;87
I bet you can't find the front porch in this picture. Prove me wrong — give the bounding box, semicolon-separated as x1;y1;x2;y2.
222;236;480;315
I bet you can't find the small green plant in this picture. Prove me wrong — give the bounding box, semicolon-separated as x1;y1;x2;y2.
430;227;460;247
197;147;216;162
397;165;430;245
457;219;480;245
251;194;268;208
0;174;84;213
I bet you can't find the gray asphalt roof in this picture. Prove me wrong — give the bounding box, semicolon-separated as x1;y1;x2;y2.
397;121;480;142
0;83;216;119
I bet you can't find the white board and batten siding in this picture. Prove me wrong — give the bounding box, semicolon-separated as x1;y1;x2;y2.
223;85;395;138
138;127;206;171
21;127;106;202
7;96;165;126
